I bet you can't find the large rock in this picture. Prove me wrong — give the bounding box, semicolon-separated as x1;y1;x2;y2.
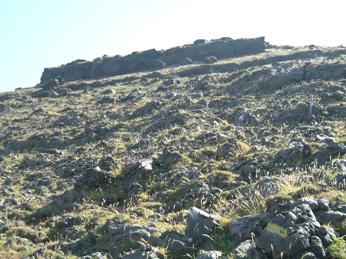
315;210;346;224
160;231;194;256
74;167;117;190
107;221;151;241
186;207;220;243
255;204;334;258
234;239;265;259
274;103;324;124
316;142;346;165
228;215;263;244
120;245;159;259
275;141;312;166
155;149;183;169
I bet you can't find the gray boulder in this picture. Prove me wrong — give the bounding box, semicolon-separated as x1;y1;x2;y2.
255;204;333;258
120;245;159;259
106;221;152;243
316;142;346;165
336;172;346;189
160;231;194;256
275;141;312;166
80;252;110;259
155;149;182;168
0;219;8;233
315;210;346;225
335;204;346;213
228;215;262;244
74;167;117;190
293;198;329;211
234;239;265;259
186;207;220;243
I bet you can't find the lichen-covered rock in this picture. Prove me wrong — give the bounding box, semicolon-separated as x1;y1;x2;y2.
255;204;335;258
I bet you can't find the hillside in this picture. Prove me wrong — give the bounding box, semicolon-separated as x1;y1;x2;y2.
1;37;346;258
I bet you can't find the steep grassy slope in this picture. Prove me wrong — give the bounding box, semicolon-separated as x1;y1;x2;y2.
0;44;346;258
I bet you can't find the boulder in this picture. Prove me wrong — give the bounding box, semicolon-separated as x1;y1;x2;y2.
294;198;329;211
274;103;324;124
155;149;182;168
186;207;220;243
315;210;346;225
255;204;334;258
228;215;262;244
98;156;116;171
335;172;346;189
160;231;194;256
234;239;265;259
120;245;160;259
237;164;258;183
316;142;346;165
121;158;152;182
0;219;9;233
106;221;152;243
80;252;110;259
74;167;117;190
275;141;312;166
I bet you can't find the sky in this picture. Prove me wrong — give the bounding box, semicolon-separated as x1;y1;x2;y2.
1;0;346;93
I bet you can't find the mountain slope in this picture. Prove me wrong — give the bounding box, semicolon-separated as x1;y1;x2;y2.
0;38;346;258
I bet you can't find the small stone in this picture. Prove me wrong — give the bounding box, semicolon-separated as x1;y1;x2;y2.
196;250;222;259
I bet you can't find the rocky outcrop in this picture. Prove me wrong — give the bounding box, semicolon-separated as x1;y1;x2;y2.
226;197;346;258
40;37;265;85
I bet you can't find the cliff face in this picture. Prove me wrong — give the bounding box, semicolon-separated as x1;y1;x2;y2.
40;37;265;84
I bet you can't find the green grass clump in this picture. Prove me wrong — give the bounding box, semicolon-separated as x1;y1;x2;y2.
328;237;346;259
209;228;234;254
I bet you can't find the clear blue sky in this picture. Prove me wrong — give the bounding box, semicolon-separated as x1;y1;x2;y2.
1;0;346;92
